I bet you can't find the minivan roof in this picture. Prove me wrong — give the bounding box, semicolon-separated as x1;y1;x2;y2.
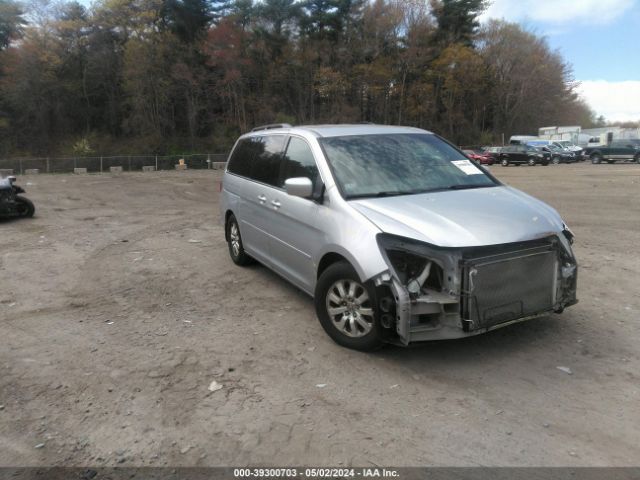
246;124;431;138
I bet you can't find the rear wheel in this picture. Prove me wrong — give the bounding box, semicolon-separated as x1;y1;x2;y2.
226;214;253;266
315;261;383;351
591;153;602;164
15;196;34;218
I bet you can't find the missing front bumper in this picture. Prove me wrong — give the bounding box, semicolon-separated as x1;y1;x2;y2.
377;235;578;345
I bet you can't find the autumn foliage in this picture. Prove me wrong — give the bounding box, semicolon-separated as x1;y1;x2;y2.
0;0;595;155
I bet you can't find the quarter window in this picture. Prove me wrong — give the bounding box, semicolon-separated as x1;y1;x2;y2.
227;138;259;177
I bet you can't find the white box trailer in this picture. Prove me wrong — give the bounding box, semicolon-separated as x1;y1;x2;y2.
509;135;539;144
558;126;581;134
538;126;582;144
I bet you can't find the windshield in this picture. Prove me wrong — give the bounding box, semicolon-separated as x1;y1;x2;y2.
319;134;497;199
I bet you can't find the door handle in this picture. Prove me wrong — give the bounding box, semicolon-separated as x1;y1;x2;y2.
271;199;281;209
258;195;266;204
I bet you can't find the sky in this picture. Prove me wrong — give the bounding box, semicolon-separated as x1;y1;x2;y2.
481;0;640;122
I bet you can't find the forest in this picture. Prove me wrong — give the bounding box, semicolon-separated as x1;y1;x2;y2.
0;0;598;156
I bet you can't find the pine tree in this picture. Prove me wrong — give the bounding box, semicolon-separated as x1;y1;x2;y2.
164;0;213;43
0;0;26;50
431;0;488;46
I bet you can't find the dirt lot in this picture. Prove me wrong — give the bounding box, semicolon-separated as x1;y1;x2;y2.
1;163;639;467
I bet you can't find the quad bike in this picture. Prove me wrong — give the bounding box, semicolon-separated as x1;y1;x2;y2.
0;176;35;219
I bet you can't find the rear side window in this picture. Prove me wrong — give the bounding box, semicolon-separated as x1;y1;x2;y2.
227;135;286;186
280;137;319;187
249;135;286;186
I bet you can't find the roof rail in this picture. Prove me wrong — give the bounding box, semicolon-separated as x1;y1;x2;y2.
251;123;292;132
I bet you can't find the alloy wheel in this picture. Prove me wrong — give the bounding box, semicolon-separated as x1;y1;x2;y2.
229;222;241;258
325;279;374;338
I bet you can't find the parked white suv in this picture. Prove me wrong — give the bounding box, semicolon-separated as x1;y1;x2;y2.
220;124;578;350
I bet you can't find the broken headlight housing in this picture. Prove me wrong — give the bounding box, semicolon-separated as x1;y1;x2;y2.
377;234;446;299
562;223;575;245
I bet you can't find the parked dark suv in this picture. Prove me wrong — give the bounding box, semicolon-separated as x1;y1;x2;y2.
499;145;550;166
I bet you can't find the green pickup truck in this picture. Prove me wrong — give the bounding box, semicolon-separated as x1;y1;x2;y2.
584;139;640;164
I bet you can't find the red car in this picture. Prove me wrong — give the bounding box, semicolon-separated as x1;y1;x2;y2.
463;149;494;165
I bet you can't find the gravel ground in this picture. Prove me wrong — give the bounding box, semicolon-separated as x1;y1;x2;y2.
1;163;639;467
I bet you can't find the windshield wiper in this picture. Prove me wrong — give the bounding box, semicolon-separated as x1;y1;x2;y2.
445;184;494;191
346;184;494;199
346;191;414;200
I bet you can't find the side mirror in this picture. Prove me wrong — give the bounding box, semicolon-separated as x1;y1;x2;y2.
284;177;313;198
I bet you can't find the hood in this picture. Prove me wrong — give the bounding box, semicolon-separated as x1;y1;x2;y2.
349;186;564;247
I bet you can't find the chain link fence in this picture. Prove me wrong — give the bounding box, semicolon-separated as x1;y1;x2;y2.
0;153;228;175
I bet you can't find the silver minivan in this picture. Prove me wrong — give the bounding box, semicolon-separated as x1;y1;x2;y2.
220;124;578;350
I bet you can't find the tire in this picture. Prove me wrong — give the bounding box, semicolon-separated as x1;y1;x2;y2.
225;214;253;266
527;158;536;166
15;196;34;218
315;261;383;351
591;153;602;164
635;154;640;164
501;158;509;167
552;156;561;165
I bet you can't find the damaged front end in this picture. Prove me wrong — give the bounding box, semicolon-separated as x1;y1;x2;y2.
373;232;578;345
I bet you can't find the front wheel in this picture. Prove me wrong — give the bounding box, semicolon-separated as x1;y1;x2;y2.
15;196;34;218
552;156;561;165
226;214;253;266
315;261;383;351
527;158;536;166
591;153;602;164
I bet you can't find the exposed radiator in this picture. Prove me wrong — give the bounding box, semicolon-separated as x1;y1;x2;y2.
461;244;558;330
